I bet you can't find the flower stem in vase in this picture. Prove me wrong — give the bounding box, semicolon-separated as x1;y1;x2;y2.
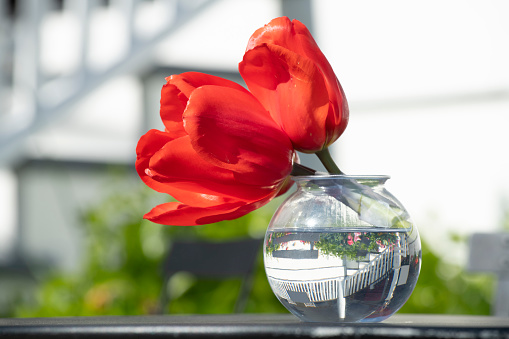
316;148;343;175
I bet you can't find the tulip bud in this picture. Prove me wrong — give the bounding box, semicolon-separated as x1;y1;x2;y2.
239;17;349;154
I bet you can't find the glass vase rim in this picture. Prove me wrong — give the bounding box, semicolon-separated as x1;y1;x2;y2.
290;174;391;181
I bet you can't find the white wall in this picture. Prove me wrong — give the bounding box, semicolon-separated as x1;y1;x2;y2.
2;0;509;267
316;0;509;263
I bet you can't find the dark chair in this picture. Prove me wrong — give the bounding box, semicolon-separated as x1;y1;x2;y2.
467;232;509;317
159;237;262;313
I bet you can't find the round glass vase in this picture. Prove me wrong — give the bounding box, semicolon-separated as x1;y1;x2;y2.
263;175;421;323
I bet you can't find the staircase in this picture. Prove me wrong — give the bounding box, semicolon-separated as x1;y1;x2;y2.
0;0;217;166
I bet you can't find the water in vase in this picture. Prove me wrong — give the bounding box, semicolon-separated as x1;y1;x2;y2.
264;229;421;323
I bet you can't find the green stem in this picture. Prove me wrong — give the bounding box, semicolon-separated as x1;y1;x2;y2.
316;148;344;175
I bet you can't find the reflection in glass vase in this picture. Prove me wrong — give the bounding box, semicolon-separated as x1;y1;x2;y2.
264;175;421;323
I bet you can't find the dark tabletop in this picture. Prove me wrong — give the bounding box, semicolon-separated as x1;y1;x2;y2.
0;313;508;339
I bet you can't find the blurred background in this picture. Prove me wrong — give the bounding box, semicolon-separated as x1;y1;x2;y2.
0;0;508;317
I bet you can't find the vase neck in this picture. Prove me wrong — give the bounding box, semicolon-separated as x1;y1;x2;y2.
294;175;389;190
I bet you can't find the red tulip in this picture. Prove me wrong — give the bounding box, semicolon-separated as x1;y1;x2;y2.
239;17;349;153
136;72;295;226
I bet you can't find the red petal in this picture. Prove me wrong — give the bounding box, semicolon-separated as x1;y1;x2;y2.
135;129;177;195
183;85;293;185
161;72;251;137
147;135;277;201
246;17;296;52
160;83;188;137
144;201;244;226
240;44;329;152
144;189;277;226
196;191;276;225
241;17;349;150
167;72;249;98
149;135;233;183
246;18;323;68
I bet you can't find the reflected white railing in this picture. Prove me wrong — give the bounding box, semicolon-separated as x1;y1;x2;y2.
344;236;407;297
267;235;408;306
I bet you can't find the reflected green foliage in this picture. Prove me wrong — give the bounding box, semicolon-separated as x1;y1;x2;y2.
7;173;496;317
315;232;398;260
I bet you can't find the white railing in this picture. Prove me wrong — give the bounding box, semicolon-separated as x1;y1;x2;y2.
0;0;217;165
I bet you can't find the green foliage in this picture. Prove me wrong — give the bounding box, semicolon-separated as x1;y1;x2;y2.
398;238;493;315
8;172;496;317
14;182;168;316
12;175;286;316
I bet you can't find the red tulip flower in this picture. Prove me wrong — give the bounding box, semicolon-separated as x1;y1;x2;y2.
136;72;295;226
239;17;349;157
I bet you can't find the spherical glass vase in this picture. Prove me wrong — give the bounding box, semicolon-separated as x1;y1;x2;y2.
263;175;421;323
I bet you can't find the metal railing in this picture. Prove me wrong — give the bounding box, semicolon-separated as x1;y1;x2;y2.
0;0;217;165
